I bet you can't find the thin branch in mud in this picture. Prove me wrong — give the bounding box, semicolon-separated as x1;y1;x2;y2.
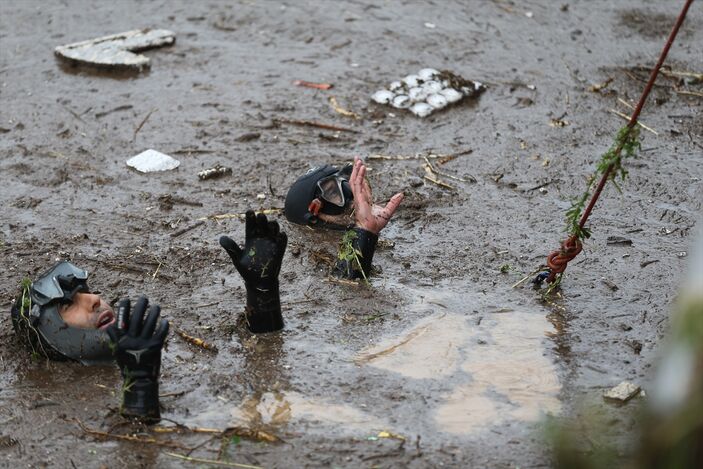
329;96;360;119
293;80;333;90
175;329;218;352
423;156;476;183
608;109;659;135
273;118;359;133
511;266;548;289
198;208;283;221
163;452;262;469
675;89;703;98
170;220;205;238
324;276;362;287
423;157;457;191
133;107;157;140
73;419;192;450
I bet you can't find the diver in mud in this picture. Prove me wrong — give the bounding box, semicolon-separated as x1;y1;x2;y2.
284;156;404;279
11;261;168;422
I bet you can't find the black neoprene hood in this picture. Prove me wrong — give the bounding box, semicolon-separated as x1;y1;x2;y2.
284;164;353;227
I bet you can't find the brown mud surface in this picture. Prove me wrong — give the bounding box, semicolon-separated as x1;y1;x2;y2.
1;1;701;467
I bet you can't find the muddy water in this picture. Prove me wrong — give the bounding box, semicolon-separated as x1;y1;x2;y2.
1;0;702;467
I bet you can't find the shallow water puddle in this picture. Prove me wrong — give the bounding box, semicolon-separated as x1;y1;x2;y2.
229;391;386;432
357;290;561;434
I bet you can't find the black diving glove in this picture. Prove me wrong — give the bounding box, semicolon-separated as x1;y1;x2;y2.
107;297;169;423
336;227;378;280
219;210;288;333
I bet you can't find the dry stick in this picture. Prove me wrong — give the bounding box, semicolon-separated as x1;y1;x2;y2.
164;452;262;469
274;118;359;133
608;109;659;135
175;329;218;352
676;89;703;98
199;208;283;221
133;108;157;140
74;419;191;451
170;220;205;238
547;0;695;283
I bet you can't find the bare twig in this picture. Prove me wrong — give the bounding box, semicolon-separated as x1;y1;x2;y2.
198;208;282;221
175;329;218;352
170;221;205;238
274;118;359;133
74;419;191;450
293;80;333;90
329;96;360;119
133;108;157;140
608;109;658;135
675;89;703;98
163;452;262;469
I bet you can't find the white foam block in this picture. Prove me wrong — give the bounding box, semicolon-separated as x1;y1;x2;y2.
126;149;180;173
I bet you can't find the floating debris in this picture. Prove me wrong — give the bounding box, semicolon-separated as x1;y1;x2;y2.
372;68;484;117
55;29;175;71
294;80;333;90
603;381;641;402
198;165;232;181
126;149;180;173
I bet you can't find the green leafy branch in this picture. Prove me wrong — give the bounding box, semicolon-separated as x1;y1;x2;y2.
338;230;369;285
565;126;641;241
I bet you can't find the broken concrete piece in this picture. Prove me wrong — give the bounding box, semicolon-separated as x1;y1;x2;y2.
603;381;641;402
126;149;180;173
55;29;175;71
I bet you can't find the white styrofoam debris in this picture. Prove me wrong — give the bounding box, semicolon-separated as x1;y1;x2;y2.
603;381;641;402
371;90;395;104
410;102;433;117
370;67;485;117
391;95;411;109
427;93;448;109
126;149;180;173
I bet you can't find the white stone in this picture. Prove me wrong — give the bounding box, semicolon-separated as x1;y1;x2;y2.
422;80;443;94
371;89;394;104
427;93;448;109
126;149;180;173
408;86;428;102
418;68;440;81
410;102;433;118
391;95;411;109
440;88;463;103
402;74;420;87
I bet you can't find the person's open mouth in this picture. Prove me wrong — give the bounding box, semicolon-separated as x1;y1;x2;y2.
97;310;116;330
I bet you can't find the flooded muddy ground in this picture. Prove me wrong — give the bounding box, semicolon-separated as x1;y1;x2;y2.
1;0;702;467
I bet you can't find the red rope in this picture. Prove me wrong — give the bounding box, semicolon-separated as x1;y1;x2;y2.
545;0;695;284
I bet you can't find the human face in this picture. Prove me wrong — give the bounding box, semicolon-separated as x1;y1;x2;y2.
59;293;115;330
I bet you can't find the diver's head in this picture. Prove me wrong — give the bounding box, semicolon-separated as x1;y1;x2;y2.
11;261;115;364
284;163;354;230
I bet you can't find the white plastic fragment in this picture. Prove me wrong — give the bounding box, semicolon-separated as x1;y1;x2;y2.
392;95;411;109
422;80;443;94
371;90;395;104
55;29;175;71
410;102;433;118
402;75;420;87
603;381;641;402
418;68;440;81
126;149;180;173
427;93;448;109
440;88;463;103
408;87;428;101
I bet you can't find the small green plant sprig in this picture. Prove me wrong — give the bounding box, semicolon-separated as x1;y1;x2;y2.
566;126;641;241
338;230;369;284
